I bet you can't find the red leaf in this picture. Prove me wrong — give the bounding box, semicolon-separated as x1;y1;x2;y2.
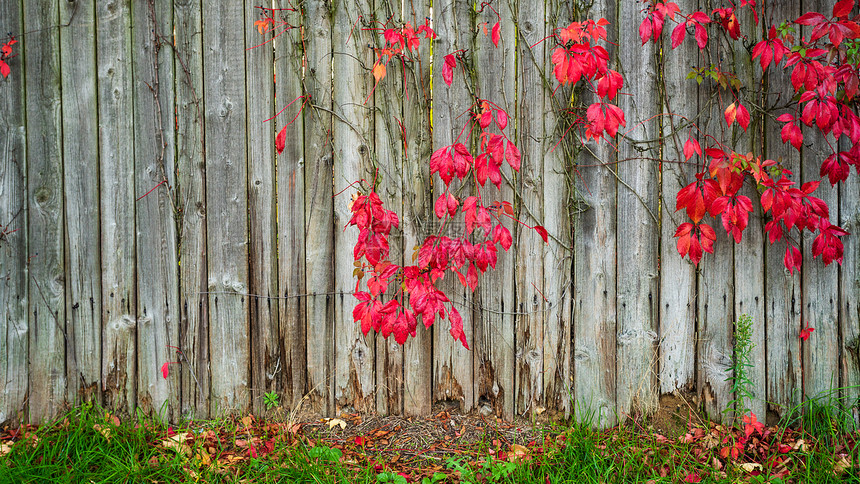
693;24;709;49
443;54;456;86
736;103;750;131
784;245;802;274
685;472;702;483
496;109;508;130
833;0;854;18
276;125;287;154
449;306;470;349
683;138;701;160
796;12;827;26
491;22;501;47
671;23;686;49
800;325;815;341
161;362;170;379
534;225;548;243
724;102;737;127
0;60;9;79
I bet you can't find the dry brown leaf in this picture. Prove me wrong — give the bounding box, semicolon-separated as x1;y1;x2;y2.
326;418;347;430
0;443;12;456
508;443;530;463
834;455;852;475
93;424;112;442
161;432;192;456
241;415;253;428
738;462;762;473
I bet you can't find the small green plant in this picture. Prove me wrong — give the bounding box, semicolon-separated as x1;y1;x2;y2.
725;313;756;422
446;455;515;484
421;472;448;484
307;445;342;463
377;470;408;484
263;391;280;410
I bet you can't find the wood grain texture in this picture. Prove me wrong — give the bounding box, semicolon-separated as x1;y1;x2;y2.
245;0;279;416
400;0;433;417
303;0;335;415
431;0;474;414
58;0;99;412
800;0;841;404
274;0;307;409
473;0;516;421
133;0;180;421
839;138;860;425
174;0;210;419
615;0;659;417
658;0;698;398
0;0;28;426
332;0;375;413
731;7;765;420
203;0;250;415
515;0;546;417
761;0;802;420
371;0;406;416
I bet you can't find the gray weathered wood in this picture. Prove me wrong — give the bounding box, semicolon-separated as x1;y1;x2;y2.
432;0;475;414
616;0;659;418
372;0;406;416
133;0;179;420
401;0;433;417
571;0;616;429
839;138;860;425
174;0;210;419
98;0;137;415
58;0;99;413
801;0;839;402
515;0;546;417
245;0;279;416
273;0;307;410
0;0;28;425
541;0;573;419
203;1;250;414
731;8;765;420
659;0;698;399
763;1;802;420
303;0;335;415
473;0;516;421
332;0;375;413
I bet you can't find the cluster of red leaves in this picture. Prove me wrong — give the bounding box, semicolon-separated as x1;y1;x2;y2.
347;98;545;349
549;18;626;141
1;35;17;79
368;19;436;87
642;0;859;272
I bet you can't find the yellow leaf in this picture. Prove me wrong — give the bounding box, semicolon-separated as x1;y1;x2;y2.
372;62;386;83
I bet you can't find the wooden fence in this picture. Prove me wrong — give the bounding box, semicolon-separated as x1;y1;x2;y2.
1;0;858;426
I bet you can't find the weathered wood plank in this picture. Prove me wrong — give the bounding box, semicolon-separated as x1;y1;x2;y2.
616;0;659;418
332;0;375;413
372;0;406;416
203;1;250;414
432;0;474;414
0;0;28;425
174;0;210;419
58;0;99;414
658;0;698;399
303;0;335;415
473;0;516;421
133;0;179;420
273;0;307;410
515;0;545;417
696;43;734;423
98;0;137;415
762;1;802;421
839;138;860;425
801;0;840;402
731;8;765;420
541;0;573;419
401;0;433;417
571;0;616;430
245;0;279;416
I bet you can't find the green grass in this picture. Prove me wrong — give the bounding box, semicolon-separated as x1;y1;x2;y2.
1;399;858;484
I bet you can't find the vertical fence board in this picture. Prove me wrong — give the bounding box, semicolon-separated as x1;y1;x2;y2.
245;0;279;415
571;0;616;429
0;0;27;425
514;0;546;418
304;0;335;415
59;0;99;411
659;0;698;398
203;1;250;414
274;0;307;409
731;9;766;420
332;0;375;413
762;0;802;421
98;0;137;414
372;0;405;416
401;0;433;417
473;0;516;421
615;0;659;417
175;0;210;419
541;0;573;418
133;0;179;420
840;142;860;424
